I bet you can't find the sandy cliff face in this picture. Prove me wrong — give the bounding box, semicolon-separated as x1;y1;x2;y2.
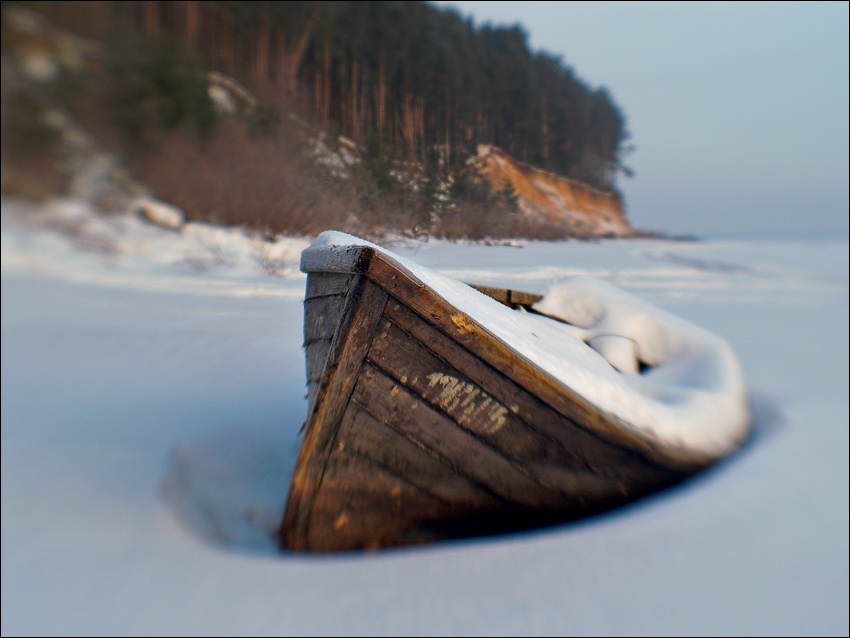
473;145;632;237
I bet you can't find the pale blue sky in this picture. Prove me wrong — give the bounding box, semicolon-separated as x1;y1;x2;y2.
434;1;849;238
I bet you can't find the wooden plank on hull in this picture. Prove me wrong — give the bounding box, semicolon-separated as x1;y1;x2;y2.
467;283;542;309
363;251;711;471
306;446;449;550
367;316;659;499
306;272;357;299
381;299;683;491
281;278;389;550
352;364;566;509
342;403;501;508
304;294;349;343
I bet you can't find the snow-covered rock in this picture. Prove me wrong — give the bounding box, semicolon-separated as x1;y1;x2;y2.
136;197;184;230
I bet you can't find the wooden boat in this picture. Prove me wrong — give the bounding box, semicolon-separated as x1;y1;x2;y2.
279;233;749;551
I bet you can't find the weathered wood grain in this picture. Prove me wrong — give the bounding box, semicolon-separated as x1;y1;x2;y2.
281;278;389;550
342;403;501;508
303;273;362;419
283;246;700;551
306;272;357;300
304;294;348;344
367;316;673;499
467;283;542;309
352;364;568;509
306;446;448;550
363;252;711;470
305;338;333;384
380;300;683;491
307;437;575;550
305;339;332;412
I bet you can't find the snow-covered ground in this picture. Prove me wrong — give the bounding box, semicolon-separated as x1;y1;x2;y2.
2;197;847;635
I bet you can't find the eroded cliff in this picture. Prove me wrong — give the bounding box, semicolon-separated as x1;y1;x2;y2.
473;145;633;237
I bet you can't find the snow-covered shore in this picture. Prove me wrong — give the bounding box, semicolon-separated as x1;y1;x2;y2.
2;198;847;635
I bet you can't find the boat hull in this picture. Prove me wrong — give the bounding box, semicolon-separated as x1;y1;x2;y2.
280;246;697;551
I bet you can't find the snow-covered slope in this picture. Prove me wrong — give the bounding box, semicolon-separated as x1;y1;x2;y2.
2;198;847;635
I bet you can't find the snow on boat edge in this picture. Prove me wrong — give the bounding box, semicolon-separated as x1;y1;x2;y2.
280;231;751;551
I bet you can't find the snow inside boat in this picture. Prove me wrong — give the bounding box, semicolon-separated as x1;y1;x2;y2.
279;232;750;551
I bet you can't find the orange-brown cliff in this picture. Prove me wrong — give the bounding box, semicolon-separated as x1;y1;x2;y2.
473;145;633;237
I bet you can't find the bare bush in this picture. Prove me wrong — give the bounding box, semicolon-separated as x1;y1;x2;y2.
121;120;354;235
250;238;293;277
